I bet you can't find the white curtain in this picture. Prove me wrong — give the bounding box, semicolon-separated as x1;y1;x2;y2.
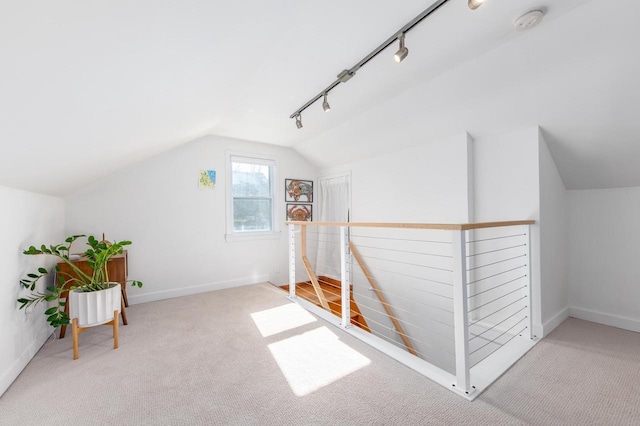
315;174;350;278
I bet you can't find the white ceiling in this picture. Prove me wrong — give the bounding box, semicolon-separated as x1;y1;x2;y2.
0;0;637;196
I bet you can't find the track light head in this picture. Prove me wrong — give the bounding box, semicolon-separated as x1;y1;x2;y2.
295;114;303;129
394;33;408;63
468;0;486;10
322;93;331;112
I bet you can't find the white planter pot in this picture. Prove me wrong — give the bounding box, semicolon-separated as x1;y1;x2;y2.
69;283;121;327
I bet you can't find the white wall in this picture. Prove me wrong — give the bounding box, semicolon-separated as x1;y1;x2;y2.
538;132;569;333
568;186;640;332
473;126;544;336
474;126;569;337
65;135;317;303
0;186;65;396
321;133;472;223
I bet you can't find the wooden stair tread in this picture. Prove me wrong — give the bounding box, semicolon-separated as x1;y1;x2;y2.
279;279;370;333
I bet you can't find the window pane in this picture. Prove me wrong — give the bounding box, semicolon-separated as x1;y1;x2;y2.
233;198;272;232
232;162;271;197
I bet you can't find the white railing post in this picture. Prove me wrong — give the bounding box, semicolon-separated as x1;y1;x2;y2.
524;224;533;339
340;226;351;328
452;229;471;394
288;223;296;299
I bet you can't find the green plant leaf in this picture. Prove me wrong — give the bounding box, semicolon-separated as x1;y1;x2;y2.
38;267;48;274
44;307;57;315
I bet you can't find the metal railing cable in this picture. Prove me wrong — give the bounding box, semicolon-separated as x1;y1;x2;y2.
469;322;528;367
469;306;527;341
351;275;455;313
349;312;456;359
351;262;452;287
351;287;455;328
467;254;527;271
466;233;527;244
468;296;527;327
349;289;455;341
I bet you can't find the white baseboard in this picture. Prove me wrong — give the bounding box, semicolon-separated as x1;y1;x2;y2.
569;306;640;333
126;274;270;305
0;327;52;397
540;307;569;337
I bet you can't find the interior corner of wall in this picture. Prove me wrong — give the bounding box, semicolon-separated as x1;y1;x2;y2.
541;306;570;337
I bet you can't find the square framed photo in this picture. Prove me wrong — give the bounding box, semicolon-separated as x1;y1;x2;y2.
286;204;312;222
285;179;313;203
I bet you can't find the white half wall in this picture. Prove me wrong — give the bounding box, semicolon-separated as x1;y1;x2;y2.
568;186;640;332
0;186;65;397
65;135;317;303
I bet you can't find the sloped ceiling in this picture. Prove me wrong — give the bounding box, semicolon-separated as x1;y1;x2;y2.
0;0;637;196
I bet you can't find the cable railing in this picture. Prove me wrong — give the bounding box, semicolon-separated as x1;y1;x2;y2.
465;227;532;369
286;220;536;399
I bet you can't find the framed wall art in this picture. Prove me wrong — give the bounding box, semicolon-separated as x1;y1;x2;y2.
198;169;216;189
285;179;313;203
286;204;312;222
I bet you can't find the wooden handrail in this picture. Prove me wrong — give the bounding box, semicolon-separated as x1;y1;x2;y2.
286;220;535;231
349;242;418;356
299;226;330;310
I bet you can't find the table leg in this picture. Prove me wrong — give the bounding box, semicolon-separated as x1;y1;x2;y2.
120;297;128;325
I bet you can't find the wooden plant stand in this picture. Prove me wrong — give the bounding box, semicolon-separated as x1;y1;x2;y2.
71;310;119;360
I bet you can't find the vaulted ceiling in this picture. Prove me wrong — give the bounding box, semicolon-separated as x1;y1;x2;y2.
0;0;637;196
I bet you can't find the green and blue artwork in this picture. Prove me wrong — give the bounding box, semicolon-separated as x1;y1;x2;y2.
199;169;216;189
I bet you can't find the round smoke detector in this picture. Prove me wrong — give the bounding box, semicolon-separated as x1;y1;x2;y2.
514;9;545;30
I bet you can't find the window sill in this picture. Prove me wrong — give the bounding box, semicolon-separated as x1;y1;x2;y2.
225;231;281;242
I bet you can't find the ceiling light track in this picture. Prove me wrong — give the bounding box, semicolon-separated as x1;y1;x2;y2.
290;0;455;125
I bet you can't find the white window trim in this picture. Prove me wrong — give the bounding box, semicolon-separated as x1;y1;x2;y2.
225;151;281;242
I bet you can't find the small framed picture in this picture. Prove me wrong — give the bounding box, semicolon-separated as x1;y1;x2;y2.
285;179;313;203
286;204;312;222
198;169;216;189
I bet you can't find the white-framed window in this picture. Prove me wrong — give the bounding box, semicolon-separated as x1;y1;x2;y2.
226;152;278;240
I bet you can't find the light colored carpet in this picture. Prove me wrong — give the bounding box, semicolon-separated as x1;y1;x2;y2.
1;283;639;425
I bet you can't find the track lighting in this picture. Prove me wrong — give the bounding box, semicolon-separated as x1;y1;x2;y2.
468;0;486;10
393;33;408;63
290;0;452;127
322;93;331;112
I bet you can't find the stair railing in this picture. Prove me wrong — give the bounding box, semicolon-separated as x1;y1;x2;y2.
287;220;535;399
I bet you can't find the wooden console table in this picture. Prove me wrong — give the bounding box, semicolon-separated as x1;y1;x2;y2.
56;251;130;338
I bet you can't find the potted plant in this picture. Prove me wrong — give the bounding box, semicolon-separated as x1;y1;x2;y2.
17;234;143;328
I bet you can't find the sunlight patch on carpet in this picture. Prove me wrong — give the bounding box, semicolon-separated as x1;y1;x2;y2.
268;326;371;396
251;303;317;338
